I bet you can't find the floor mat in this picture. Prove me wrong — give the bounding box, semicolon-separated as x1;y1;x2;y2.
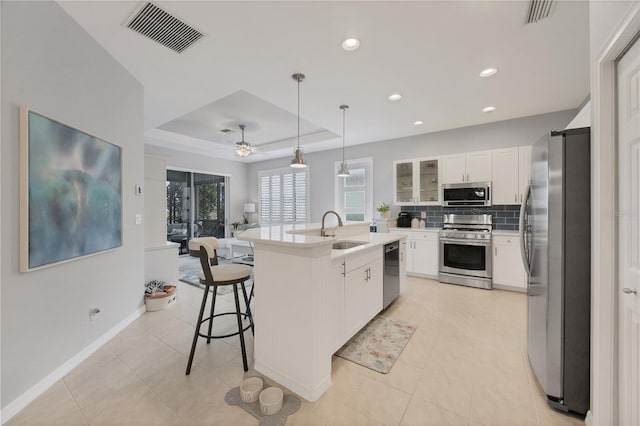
336;316;417;374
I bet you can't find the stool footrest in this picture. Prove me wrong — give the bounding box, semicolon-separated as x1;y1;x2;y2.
198;312;253;339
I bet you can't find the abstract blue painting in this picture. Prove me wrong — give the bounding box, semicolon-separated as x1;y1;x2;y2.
20;108;122;271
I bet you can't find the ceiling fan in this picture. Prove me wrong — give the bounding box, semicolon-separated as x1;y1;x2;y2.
235;124;254;157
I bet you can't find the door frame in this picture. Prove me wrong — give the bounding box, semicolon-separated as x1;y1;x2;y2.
590;4;640;425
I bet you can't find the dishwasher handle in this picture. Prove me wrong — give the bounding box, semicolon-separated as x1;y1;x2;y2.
385;242;399;253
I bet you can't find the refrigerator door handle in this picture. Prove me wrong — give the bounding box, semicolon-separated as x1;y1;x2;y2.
519;185;531;276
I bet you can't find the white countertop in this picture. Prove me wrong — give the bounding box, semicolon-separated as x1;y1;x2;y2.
237;222;406;257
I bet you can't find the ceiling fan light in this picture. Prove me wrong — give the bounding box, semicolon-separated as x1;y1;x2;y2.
234;124;254;157
290;147;307;168
337;162;350;177
235;142;253;157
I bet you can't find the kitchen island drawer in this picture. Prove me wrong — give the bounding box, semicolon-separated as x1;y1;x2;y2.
344;246;382;272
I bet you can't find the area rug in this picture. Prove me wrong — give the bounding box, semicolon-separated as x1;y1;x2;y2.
336;316;417;374
225;382;300;426
178;255;252;295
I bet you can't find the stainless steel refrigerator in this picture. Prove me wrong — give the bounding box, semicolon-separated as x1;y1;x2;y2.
519;127;591;415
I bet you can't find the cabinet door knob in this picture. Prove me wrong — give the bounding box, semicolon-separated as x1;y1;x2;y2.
515;193;517;203
495;247;498;256
462;173;464;182
467;173;469;182
623;288;637;295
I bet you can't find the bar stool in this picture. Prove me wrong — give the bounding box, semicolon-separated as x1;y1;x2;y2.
185;246;254;374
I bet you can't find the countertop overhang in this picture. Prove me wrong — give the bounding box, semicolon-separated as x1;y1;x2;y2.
237;222;406;258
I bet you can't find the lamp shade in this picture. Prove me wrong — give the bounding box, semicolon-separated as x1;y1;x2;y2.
244;203;256;214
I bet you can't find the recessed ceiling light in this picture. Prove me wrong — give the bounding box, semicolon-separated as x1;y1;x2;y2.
413;121;424;126
388;93;402;101
341;38;360;51
482;106;496;113
480;68;498;77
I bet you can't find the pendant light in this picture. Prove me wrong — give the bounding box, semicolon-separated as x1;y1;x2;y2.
235;124;254;157
337;104;350;177
290;73;307;168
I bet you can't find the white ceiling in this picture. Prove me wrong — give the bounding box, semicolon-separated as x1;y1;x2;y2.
58;1;590;163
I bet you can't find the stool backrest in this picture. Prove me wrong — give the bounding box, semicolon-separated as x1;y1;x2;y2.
199;246;215;285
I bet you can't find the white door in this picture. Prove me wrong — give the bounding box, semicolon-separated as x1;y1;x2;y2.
441;153;466;184
465;151;492;182
617;35;640;426
492;148;519;204
518;146;532;204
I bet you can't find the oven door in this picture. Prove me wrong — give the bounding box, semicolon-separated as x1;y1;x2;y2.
439;237;492;278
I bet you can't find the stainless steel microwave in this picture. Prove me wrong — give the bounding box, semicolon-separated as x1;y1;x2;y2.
442;182;492;207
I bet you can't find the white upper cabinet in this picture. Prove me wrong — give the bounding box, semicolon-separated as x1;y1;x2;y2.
441;154;466;184
442;151;492;184
518;146;532;204
466;151;493;182
491;146;532;205
393;157;441;205
396;146;530;205
394;160;414;204
492;148;519;205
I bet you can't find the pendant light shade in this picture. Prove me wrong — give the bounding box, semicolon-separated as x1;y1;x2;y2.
337;104;350;177
290;73;307;169
235;124;254;157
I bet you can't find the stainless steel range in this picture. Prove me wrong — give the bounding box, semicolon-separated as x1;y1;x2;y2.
438;214;492;289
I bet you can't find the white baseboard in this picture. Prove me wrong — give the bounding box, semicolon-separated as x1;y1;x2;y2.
1;305;146;424
584;410;592;426
253;360;331;403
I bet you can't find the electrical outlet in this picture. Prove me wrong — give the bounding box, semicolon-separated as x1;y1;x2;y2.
421;211;426;219
89;306;101;321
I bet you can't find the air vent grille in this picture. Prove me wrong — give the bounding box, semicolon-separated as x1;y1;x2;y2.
525;0;554;24
126;2;204;53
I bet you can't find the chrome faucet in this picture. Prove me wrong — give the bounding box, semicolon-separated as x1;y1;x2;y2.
321;210;343;237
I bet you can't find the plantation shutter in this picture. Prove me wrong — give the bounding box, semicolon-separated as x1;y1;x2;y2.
259;168;309;224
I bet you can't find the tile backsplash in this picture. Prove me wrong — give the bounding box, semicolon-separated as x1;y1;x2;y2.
400;205;521;231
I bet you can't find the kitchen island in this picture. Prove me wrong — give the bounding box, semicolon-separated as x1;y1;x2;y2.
238;222;406;402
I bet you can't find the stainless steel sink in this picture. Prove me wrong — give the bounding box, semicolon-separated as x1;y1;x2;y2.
332;241;367;250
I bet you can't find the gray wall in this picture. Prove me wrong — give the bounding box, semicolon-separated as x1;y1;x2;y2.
1;1;144;408
144;145;249;236
247;109;577;222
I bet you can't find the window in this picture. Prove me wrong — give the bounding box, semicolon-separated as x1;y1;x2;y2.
259;167;309;224
335;158;373;222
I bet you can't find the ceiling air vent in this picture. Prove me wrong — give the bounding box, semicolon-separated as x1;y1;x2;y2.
525;0;554;24
220;129;234;134
126;2;204;53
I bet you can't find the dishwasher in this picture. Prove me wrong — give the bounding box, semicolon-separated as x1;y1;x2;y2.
383;242;400;309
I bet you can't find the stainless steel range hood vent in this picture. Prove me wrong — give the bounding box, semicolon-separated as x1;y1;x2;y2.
126;2;204;53
525;0;554;24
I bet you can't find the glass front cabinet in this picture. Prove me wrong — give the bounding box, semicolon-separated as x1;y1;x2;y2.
393;157;442;205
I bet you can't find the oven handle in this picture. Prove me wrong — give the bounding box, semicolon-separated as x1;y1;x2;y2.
439;238;492;246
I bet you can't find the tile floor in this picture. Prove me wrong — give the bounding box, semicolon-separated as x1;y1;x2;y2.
8;276;585;426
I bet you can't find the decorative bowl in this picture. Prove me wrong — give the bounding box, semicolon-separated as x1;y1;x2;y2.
240;377;264;403
259;387;283;415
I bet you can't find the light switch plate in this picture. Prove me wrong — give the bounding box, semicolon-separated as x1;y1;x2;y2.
421;211;426;219
135;214;143;225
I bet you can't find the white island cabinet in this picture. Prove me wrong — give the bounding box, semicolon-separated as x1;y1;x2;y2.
238;223;405;402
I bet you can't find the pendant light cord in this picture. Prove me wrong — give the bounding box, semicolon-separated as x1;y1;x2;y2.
342;107;346;162
297;77;300;150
